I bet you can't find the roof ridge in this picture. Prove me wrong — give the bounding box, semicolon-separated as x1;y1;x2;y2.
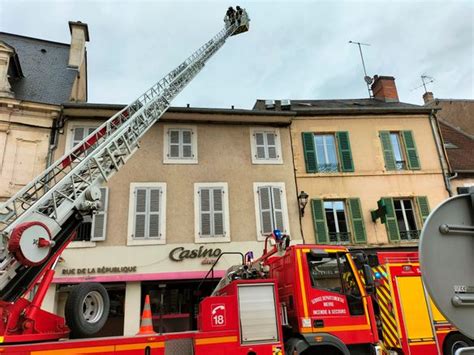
0;32;70;47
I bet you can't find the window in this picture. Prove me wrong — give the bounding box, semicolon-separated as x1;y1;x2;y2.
163;125;197;164
324;201;350;244
194;183;230;243
128;183;166;245
306;252;364;316
69;126;98;149
381;196;430;243
254;183;289;240
312;198;366;245
315;134;338;172
393;199;419;240
302;132;354;173
72;187;108;246
379;131;420;171
250;128;282;164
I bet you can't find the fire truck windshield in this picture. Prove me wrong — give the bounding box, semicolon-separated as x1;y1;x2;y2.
307;252;364;316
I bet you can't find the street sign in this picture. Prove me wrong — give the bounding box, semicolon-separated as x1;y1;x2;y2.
419;192;474;338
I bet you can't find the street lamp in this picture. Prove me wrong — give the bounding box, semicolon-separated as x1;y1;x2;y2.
298;191;309;216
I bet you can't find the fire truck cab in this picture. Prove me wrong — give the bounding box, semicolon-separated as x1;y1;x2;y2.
265;245;380;355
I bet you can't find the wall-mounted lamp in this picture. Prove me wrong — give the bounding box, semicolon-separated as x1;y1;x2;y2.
298;191;309;216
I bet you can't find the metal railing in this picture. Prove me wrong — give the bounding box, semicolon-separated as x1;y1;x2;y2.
328;232;351;244
399;230;421;241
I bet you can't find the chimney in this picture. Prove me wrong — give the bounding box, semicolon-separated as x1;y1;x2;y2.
0;43;15;98
68;21;89;69
423;91;434;105
371;75;399;102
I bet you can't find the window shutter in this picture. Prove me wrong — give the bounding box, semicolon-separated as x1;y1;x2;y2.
266;133;277;159
348;198;366;244
213;188;224;236
382;197;400;242
272;187;285;232
169;130;180;158
199;188;212;236
258;186;273;235
134;188;147;239
379;131;396;171
255;133;266;159
182;130;192;158
91;187;108;241
302;132;317;173
336;131;354;172
402;131;420;170
311;199;328;244
416;196;430;225
148;188;161;238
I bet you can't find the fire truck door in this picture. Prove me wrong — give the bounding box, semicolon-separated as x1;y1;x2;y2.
396;276;436;349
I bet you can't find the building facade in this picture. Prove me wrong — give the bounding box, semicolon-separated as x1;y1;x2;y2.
0;22;88;203
255;76;450;250
45;103;302;336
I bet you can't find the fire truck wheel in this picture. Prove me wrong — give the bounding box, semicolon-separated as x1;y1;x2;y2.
65;282;110;338
443;333;474;355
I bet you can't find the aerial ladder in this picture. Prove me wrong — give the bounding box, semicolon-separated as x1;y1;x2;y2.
0;9;249;344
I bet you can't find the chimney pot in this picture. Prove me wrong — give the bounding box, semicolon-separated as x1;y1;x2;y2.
423;91;434;105
371;75;399;102
68;21;89;69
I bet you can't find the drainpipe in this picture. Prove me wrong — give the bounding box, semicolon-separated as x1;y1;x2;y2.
429;109;453;196
45;108;66;191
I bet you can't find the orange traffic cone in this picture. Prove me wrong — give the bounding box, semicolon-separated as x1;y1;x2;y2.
137;294;156;335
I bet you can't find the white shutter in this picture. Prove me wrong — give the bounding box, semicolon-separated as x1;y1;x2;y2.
169;130;180;158
148;188;161;238
258;186;273;234
266;133;277;159
134;188;147;239
181;130;193;158
200;188;212;236
255;133;266;159
91;187;108;241
272;187;285;232
213;188;224;236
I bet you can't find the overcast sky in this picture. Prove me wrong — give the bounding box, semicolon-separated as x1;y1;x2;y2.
1;0;472;108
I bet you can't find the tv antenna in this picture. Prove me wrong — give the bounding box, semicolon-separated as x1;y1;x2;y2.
412;75;435;93
349;40;372;98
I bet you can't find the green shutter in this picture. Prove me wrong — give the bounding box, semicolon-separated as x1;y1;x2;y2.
416;196;430;225
336;132;354;172
382;197;400;242
302;132;317;173
311;199;328;244
402;131;420;170
379;131;396;171
348;198;367;244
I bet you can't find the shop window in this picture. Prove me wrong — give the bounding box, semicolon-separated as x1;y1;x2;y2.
128;183;167;246
163;125;197;164
195;183;230;243
250;128;282;164
254;183;289;240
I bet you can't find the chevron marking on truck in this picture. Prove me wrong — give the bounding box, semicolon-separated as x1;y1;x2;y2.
374;265;400;349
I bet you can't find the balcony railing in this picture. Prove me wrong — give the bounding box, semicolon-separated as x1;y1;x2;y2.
395;160;407;170
328;232;351;244
400;230;420;241
317;163;339;173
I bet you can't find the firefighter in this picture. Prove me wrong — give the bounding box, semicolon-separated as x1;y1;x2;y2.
235;6;243;25
226;6;236;25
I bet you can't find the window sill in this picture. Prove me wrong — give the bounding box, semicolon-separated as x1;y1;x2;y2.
127;238;166;246
251;159;283;165
195;236;231;244
67;241;97;249
163;158;198;165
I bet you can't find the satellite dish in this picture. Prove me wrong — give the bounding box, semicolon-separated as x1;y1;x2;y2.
419;192;474;338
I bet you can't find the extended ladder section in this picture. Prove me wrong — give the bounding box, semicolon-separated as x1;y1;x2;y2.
0;11;249;301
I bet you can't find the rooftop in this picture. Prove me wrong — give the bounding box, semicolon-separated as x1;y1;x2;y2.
0;32;78;105
439;120;474;173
